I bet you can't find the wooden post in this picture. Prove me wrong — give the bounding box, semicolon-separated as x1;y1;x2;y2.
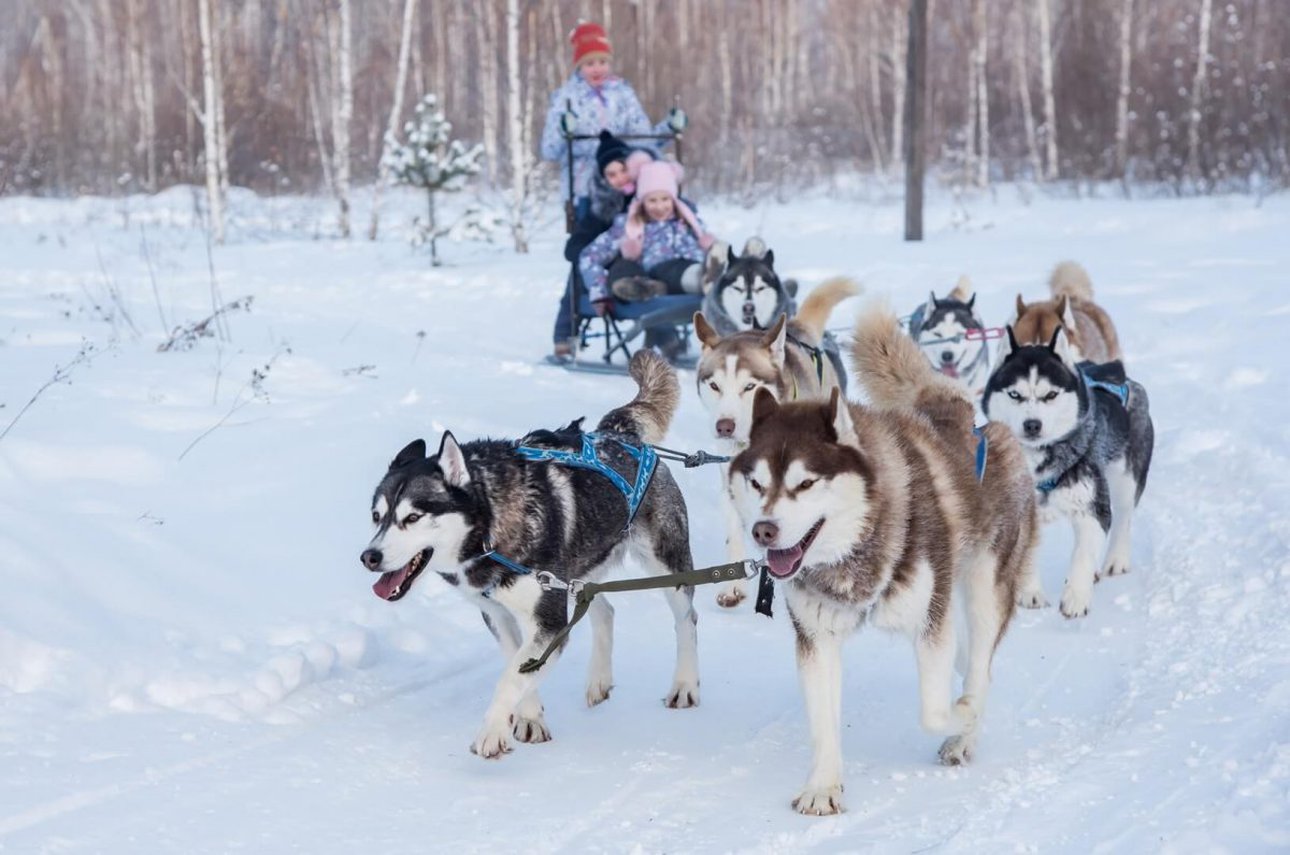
904;0;927;242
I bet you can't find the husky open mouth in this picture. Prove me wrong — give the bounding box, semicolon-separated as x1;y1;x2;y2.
765;519;824;579
373;547;431;601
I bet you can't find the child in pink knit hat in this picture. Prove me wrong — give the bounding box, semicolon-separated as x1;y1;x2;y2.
578;159;717;307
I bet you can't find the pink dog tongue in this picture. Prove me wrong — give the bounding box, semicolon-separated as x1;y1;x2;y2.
766;545;803;578
373;568;409;600
940;364;959;378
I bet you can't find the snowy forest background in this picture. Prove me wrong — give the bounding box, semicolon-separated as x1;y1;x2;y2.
2;0;1286;213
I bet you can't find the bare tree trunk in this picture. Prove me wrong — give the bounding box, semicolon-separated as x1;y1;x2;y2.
1037;0;1058;180
369;0;417;240
1013;3;1043;180
1185;0;1213;184
1114;0;1133;179
330;0;353;237
905;0;927;241
974;0;989;188
868;3;886;176
198;0;225;243
477;3;500;185
211;0;229;196
964;8;979;184
506;0;529;253
889;1;906;171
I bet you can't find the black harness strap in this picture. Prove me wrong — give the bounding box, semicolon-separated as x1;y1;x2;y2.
517;560;756;674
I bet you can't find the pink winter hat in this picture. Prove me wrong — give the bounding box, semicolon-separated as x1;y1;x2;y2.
622;160;713;257
634;160;684;199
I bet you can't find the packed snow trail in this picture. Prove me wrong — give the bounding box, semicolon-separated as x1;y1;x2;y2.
0;187;1285;853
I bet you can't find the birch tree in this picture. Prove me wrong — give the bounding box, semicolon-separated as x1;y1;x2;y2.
369;0;418;240
1114;0;1133;179
1037;0;1058;180
197;0;225;243
974;0;989;188
329;0;354;237
1013;2;1043;180
1185;0;1213;183
504;0;529;252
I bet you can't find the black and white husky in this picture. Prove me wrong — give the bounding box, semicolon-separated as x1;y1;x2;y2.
908;277;993;407
360;351;700;759
983;327;1154;618
700;237;799;335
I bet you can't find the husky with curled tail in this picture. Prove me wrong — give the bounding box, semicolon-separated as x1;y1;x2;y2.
1012;261;1122;363
727;302;1039;815
360;350;700;760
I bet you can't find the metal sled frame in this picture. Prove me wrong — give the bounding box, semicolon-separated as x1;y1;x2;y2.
559;116;695;373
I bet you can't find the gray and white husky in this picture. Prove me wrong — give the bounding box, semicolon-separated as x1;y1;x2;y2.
360;350;700;760
728;303;1038;815
983;326;1154;618
908;277;993;408
700;237;799;335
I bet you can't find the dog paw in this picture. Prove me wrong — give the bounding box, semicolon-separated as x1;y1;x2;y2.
1097;561;1131;581
792;785;845;816
938;734;976;766
512;715;552;744
585;678;614;707
470;721;513;759
715;582;746;609
664;681;700;709
1059;583;1093;619
1016;586;1050;609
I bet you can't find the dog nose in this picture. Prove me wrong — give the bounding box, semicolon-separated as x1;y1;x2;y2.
715;418;736;437
1023;419;1042;438
940;351;955;363
361;548;383;570
752;520;779;547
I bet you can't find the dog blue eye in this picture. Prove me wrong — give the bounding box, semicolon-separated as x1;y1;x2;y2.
743;383;756;393
1008;391;1023;401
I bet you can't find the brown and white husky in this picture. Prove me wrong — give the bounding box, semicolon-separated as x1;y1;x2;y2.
693;276;860;608
727;301;1040;815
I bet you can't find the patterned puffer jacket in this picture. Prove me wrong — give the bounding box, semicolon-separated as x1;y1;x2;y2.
578;213;708;303
540;74;671;201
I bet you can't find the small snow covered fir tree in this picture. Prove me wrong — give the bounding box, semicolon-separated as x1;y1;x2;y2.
384;94;483;265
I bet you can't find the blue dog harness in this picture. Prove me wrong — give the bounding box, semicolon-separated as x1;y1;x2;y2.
513;431;658;525
1035;368;1133;495
476;431;660;596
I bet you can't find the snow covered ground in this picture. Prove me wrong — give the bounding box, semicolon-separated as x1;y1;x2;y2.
0;184;1286;853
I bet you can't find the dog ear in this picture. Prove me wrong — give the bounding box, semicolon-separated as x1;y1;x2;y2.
1015;293;1027;318
1058;295;1077;330
750;386;779;429
966;293;976;310
436;432;471;488
1050;325;1078;367
1003;325;1019;357
762;313;788;368
826;387;855;441
693;311;721;349
390;439;426;471
925;290;939;316
725;243;736;267
763;249;774;268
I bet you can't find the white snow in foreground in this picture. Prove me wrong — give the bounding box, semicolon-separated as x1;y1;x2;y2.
0;185;1286;853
